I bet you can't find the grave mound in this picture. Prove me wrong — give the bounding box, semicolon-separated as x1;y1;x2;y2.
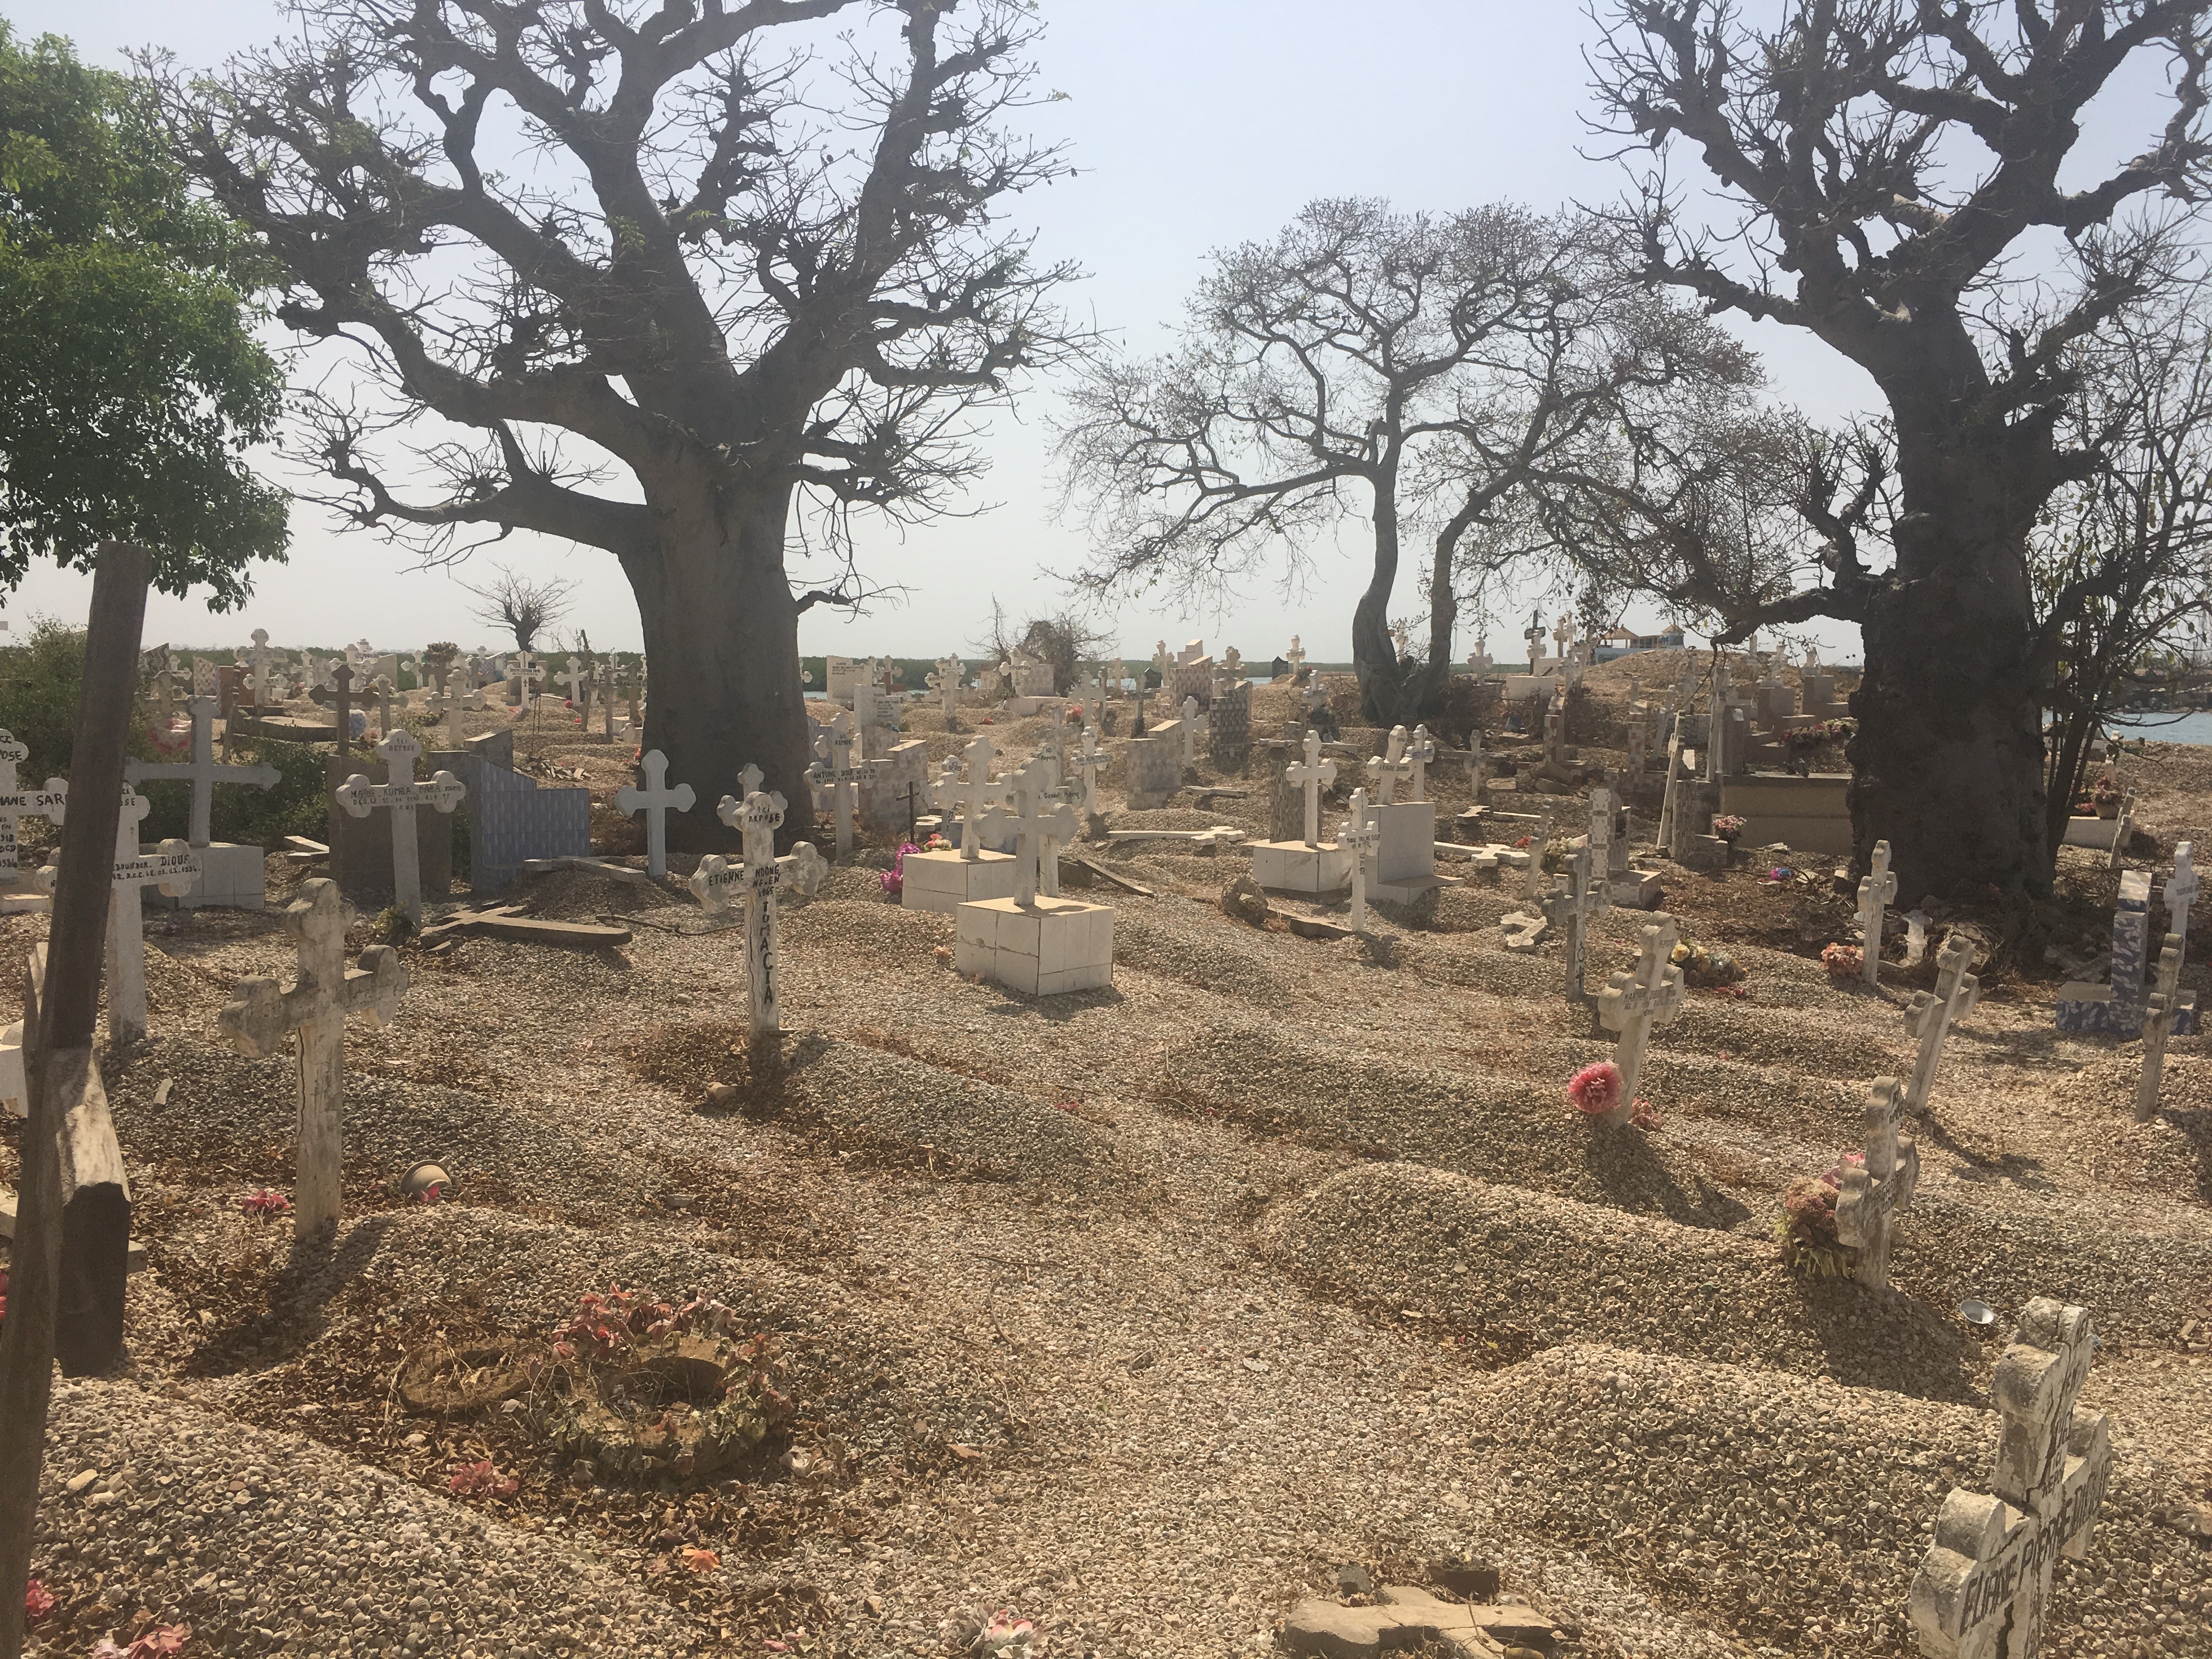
1257;1163;1974;1398
1455;1343;2200;1659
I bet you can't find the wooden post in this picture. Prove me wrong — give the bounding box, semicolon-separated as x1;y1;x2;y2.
0;541;150;1659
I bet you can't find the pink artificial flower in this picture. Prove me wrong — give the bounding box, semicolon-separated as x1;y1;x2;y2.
240;1189;292;1217
1629;1098;1660;1132
1566;1061;1623;1116
24;1579;55;1622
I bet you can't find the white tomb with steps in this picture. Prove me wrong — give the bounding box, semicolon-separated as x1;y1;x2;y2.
1249;730;1355;893
954;759;1114;995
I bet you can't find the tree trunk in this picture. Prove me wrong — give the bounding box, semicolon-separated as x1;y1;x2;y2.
1847;418;2051;900
1384;523;1462;726
1352;465;1402;724
631;485;815;854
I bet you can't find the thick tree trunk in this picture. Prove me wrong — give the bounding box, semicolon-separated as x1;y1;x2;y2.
1383;526;1460;726
631;485;815;854
1847;415;2051;900
1352;466;1403;725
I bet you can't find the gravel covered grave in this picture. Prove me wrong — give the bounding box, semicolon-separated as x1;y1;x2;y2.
5;659;2210;1659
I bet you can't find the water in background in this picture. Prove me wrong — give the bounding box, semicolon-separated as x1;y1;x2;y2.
2112;710;2212;746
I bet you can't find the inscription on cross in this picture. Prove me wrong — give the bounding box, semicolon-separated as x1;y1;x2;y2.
1835;1077;1917;1289
805;710;877;861
334;730;466;924
1338;787;1383;934
616;748;696;879
1857;839;1898;986
692;766;828;1037
0;726;67;893
1909;1300;2113;1659
217;879;408;1239
1595;914;1688;1124
1285;730;1336;849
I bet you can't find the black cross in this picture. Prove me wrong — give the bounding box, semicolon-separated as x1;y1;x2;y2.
901;778;921;839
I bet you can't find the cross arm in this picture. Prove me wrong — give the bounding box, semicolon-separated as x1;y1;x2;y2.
217;975;318;1059
340;945;409;1026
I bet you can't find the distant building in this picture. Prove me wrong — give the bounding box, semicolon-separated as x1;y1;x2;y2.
1593;623;1685;662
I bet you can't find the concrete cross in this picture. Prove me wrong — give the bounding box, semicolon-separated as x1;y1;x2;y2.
1587;785;1616;878
1075;726;1103;817
1595;913;1687;1123
124;695;278;847
1177;695;1207;770
616;748;696;879
334;729;466;924
1391;621;1412;661
1543;689;1568;771
804;710;876;861
248;628;274;707
629;656;646;721
1338;787;1382;934
953;733;1006;863
1150;640;1174;706
510;648;539;706
1369;725;1412;805
1076;668;1106;730
1705;661;1733;781
1857;839;1899;985
1903;933;1980;1116
981;758;1079;907
216;878;408;1239
2162;840;2198;955
37;786;199;1045
1285;729;1336;848
2137;931;2186;1122
2107;791;2137;871
371;675;396;737
1522;802;1558;902
1523;610;1546;668
1467;635;1492;674
928;755;961;819
1466;723;1487;806
557;654;592;726
1835;1077;1917;1289
1551;825;1610;1000
1222;646;1244;684
1551;613;1573;665
929;653;962;722
0;727;67;890
1909;1299;2112;1659
1284;635;1306;678
693;768;828;1037
1403;724;1437;803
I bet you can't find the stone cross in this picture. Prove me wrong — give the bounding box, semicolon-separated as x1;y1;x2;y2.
928;755;961;819
1908;1300;2112;1659
1856;839;1898;985
805;710;876;861
1587;785;1615;879
630;657;646;721
981;758;1079;907
249;628;274;707
0;727;68;890
2107;791;2137;871
692;766;828;1038
2162;840;2198;955
1551;614;1573;665
1222;646;1244;685
1903;933;1980;1116
1077;668;1106;730
1468;635;1492;674
1403;724;1436;803
615;748;696;879
123;695;278;847
1835;1077;1917;1289
1549;827;1611;1000
1285;635;1306;678
370;675;396;736
1522;802;1558;902
952;733;1006;862
1338;787;1382;934
1705;661;1731;782
1542;689;1568;771
1595;913;1688;1124
1150;640;1174;704
1523;609;1546;668
1369;725;1412;805
2137;932;2186;1122
511;648;539;706
1177;695;1207;769
38;786;200;1045
929;653;962;721
557;655;591;726
1285;730;1336;848
217;878;409;1239
1075;726;1103;817
334;729;466;924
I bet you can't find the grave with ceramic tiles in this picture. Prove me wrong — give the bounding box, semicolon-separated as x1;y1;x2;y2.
1119;725;1182;811
901;734;1023;913
1367;723;1448;901
1250;731;1355;893
2056;857;2200;1035
955;759;1115;995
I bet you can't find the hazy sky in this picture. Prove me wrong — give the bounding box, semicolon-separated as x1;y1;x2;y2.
1;1;2164;663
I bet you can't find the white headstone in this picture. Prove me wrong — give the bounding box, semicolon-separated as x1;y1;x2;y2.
1594;914;1688;1124
333;729;466;924
1285;730;1336;849
1835;1077;1917;1289
1338;787;1382;934
615;749;696;879
1857;839;1898;985
692;766;829;1037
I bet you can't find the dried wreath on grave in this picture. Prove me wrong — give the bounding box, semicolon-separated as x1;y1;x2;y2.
1773;1156;1862;1279
537;1286;793;1481
1820;941;1863;977
1669;936;1745;988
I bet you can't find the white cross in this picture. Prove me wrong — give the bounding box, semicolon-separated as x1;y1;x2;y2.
928;755;961;817
0;728;67;889
1223;646;1244;684
692;767;828;1038
2137;930;2186;1121
1857;839;1898;986
555;654;590;721
1903;933;1980;1116
1390;622;1411;660
1551;818;1611;999
1285;635;1306;678
511;649;539;703
1369;725;1412;805
980;758;1078;907
216;878;408;1238
1150;640;1174;703
1523;610;1546;667
1595;913;1687;1123
37;786;200;1045
616;748;696;879
1403;725;1436;803
1587;785;1616;878
2162;840;2198;956
1285;730;1337;848
1071;726;1103;817
1705;661;1733;781
1551;614;1573;664
334;729;466;924
1177;696;1207;770
1909;1299;2112;1659
370;675;396;736
1834;1077;1917;1289
1077;668;1106;730
1338;787;1383;934
929;653;963;721
124;695;278;847
249;628;274;707
804;710;876;861
952;733;1006;862
1467;724;1487;806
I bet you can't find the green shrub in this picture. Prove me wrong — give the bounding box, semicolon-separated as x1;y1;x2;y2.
0;616;88;777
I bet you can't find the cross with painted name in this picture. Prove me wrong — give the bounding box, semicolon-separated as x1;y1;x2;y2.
692;765;829;1037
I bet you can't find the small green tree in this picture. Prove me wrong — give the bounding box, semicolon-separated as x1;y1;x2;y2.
0;25;286;601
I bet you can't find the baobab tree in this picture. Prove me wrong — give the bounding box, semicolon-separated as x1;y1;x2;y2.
1056;198;1756;724
1590;0;2212;898
464;563;577;654
165;0;1081;844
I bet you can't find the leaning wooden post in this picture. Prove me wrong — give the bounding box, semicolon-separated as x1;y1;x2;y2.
0;541;150;1659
